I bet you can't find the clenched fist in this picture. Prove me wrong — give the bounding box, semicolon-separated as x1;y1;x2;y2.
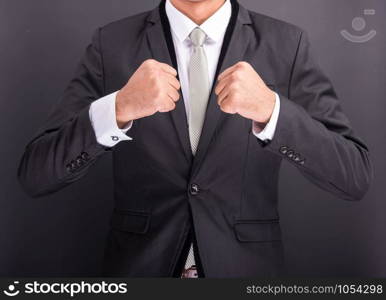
116;59;181;128
215;62;276;128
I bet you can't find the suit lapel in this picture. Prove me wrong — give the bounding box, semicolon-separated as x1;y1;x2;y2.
145;2;253;171
191;3;253;177
146;6;193;164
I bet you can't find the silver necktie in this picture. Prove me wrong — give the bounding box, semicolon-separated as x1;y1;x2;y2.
183;27;210;275
188;27;210;155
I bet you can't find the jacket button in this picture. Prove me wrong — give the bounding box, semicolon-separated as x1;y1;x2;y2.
190;183;200;195
66;164;72;173
81;152;89;160
70;161;77;169
293;153;301;162
279;146;288;154
287;150;294;159
299;159;306;165
76;157;84;166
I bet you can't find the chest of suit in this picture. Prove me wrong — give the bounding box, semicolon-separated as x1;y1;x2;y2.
99;3;294;220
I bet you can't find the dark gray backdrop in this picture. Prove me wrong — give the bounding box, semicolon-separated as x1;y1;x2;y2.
0;0;385;277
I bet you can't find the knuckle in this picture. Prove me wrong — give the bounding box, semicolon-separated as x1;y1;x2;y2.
237;61;249;68
169;67;177;75
230;73;239;81
143;59;156;66
154;78;163;88
148;72;157;82
235;62;243;69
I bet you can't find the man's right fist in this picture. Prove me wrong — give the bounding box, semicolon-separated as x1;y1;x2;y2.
115;59;181;128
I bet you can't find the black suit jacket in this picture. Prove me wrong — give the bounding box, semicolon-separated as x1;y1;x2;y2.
18;0;373;277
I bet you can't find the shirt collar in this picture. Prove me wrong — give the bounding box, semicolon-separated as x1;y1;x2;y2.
165;0;232;44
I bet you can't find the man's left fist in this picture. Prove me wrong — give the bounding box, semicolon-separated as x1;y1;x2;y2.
215;62;276;126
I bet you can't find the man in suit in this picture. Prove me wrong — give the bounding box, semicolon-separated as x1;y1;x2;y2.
18;0;372;278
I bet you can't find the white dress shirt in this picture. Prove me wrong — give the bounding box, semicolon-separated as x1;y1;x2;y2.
89;0;280;147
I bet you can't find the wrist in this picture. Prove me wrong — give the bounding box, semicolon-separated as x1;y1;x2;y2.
252;89;276;125
115;91;133;129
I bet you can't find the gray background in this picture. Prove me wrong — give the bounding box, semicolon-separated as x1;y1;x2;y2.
0;0;385;277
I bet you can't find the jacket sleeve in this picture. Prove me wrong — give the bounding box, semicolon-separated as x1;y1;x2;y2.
18;29;110;197
263;30;373;201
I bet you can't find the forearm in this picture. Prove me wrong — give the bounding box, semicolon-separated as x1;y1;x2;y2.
18;106;107;197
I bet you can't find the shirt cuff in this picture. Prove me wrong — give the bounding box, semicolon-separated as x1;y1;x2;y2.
89;91;133;147
252;92;281;141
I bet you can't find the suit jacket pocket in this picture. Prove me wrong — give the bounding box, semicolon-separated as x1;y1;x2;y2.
111;209;151;234
234;219;281;242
